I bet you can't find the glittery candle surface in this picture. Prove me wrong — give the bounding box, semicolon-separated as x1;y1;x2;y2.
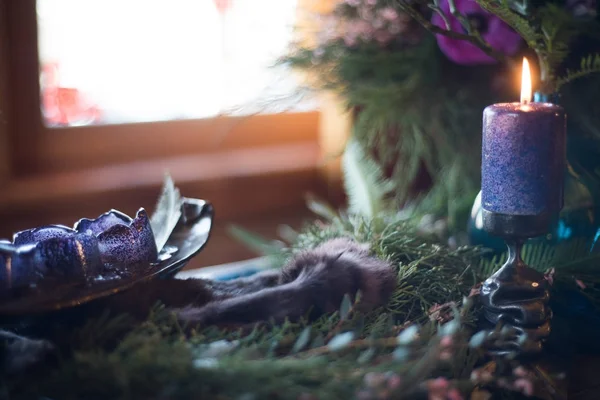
482;102;566;215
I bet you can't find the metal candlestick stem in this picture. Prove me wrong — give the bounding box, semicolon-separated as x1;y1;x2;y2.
479;210;553;355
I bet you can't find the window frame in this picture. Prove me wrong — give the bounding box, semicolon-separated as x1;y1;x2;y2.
0;0;350;267
5;0;321;177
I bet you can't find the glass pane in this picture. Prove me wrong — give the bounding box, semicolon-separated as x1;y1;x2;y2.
37;0;308;127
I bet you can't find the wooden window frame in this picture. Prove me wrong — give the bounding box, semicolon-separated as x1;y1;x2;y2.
6;0;321;176
0;0;349;267
0;0;351;262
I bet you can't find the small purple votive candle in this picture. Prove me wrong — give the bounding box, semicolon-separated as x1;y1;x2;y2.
481;102;566;216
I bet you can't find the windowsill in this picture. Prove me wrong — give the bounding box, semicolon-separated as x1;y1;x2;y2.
16;111;321;175
1;141;319;206
0;141;328;236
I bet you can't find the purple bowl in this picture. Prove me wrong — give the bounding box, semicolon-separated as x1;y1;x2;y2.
0;198;214;315
0;208;158;290
74;208;158;268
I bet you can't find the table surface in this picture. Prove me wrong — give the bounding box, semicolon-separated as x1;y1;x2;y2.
176;257;271;281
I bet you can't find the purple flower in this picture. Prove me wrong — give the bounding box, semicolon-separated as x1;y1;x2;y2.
431;0;521;65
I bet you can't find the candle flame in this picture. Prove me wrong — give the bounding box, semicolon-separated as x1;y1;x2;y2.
520;57;532;104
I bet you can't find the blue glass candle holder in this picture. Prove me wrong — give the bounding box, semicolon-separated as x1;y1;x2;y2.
469;166;598;253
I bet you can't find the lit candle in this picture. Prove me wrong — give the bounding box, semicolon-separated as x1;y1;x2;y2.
481;58;567;217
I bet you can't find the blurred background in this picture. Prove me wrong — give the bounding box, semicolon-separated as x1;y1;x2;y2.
0;0;348;270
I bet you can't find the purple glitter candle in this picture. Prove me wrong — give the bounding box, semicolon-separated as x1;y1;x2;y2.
481;102;566;215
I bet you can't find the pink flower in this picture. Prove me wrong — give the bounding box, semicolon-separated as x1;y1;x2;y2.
387;375;402;390
470;368;493;383
364;372;386;388
374;30;393;44
344;33;358;47
430;377;449;387
358;5;374;20
513;378;534;396
447;388;464;400
379;7;399;21
513;366;529;377
345;0;361;6
544;268;555;286
372;18;385;29
427;377;450;395
342;18;375;46
469;283;481;297
440;336;453;347
576;279;587;289
431;0;522;65
355;19;375;40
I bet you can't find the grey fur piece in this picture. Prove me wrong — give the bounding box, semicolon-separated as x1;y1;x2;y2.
1;238;397;372
1;330;55;375
176;237;397;326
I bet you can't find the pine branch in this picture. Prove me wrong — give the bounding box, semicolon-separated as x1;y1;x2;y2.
475;0;541;48
473;1;584;92
537;4;580;87
10;205;600;399
557;54;600;91
474;0;550;83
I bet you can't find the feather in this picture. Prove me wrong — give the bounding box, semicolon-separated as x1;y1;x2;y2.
149;174;184;252
342;138;393;219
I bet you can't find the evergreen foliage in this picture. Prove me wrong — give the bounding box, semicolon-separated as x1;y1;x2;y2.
6;201;600;399
342;137;394;219
557;53;600;89
4;2;600;397
281;0;600;228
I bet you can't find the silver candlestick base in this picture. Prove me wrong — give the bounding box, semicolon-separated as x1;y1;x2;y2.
479;210;553;355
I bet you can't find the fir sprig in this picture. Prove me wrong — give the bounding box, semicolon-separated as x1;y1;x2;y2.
7;205;600;399
557;54;600;91
4;295;530;400
475;0;542;48
537;4;579;78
